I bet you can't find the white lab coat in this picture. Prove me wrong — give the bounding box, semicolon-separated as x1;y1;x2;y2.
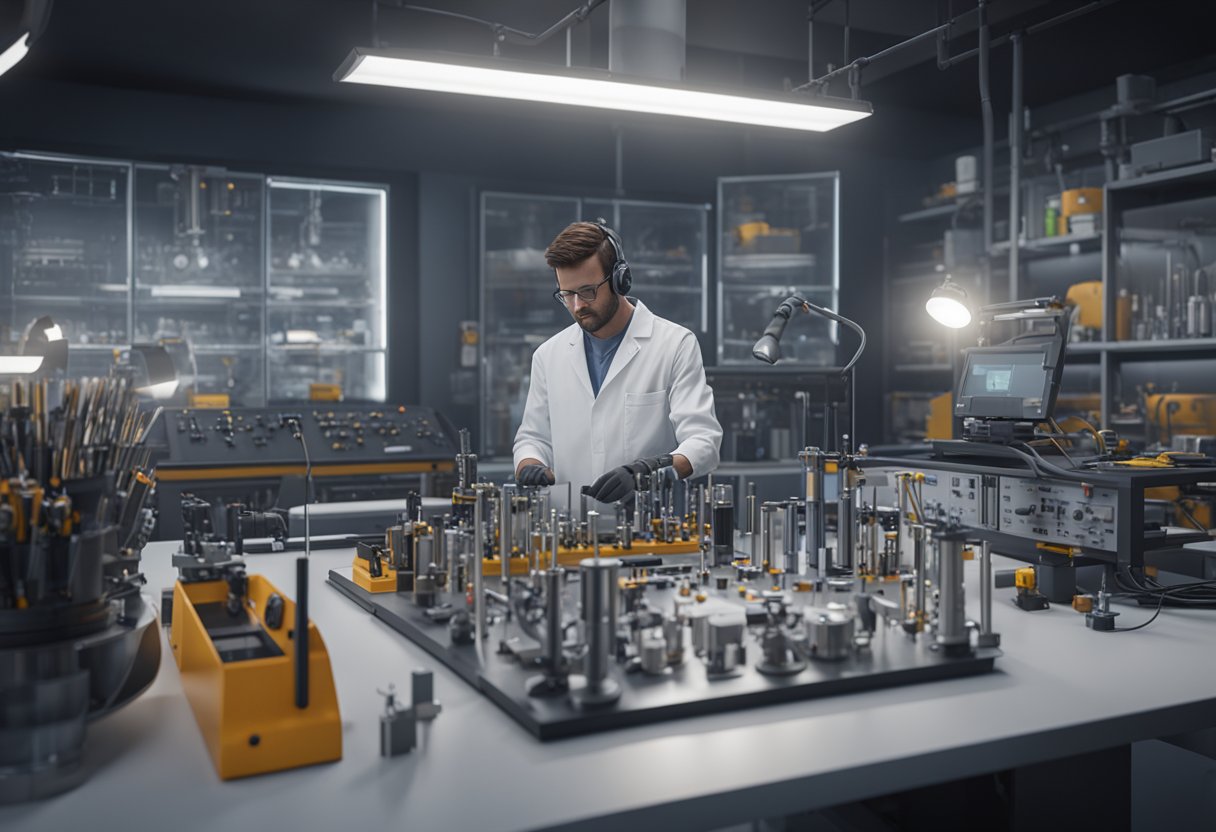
513;300;722;509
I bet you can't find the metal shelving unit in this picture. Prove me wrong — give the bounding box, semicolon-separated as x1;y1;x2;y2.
716;173;840;366
1091;163;1216;430
266;178;387;402
1;152;133;356
2;151;389;406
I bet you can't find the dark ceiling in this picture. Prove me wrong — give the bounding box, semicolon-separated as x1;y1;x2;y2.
3;0;1216;145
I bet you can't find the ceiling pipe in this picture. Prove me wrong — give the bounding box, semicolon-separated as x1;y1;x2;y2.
609;0;685;83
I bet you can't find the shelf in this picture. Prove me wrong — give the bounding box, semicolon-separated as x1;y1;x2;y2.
268;270;368;279
11;294;128;304
1107;161;1216;194
268;344;385;354
722;254;816;270
893;363;952;373
897;203;962;223
637;286;704;295
267;298;376;308
721;284;834;294
1067;337;1216;359
990;232;1102;260
191;344;264;353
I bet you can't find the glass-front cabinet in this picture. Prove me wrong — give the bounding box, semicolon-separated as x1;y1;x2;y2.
0;151;388;405
717;173;840;365
134;165;266;404
479;192;710;459
0;152;131;377
267;179;387;401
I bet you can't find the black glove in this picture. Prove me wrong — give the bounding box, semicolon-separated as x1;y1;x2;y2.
516;463;555;486
584;455;673;504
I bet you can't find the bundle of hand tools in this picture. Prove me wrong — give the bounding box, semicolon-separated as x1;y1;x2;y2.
0;376;160;611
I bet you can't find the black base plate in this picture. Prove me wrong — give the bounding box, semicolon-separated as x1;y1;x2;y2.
328;569;999;740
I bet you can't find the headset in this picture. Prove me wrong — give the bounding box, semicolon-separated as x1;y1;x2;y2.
593;219;632;296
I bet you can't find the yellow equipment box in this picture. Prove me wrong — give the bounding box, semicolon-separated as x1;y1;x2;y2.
168;573;342;780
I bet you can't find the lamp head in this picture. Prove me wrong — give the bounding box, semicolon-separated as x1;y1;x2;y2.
926;278;972;329
752;335;781;364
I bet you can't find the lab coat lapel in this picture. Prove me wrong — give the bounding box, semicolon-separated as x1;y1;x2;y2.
565;327;594;398
599;300;651;394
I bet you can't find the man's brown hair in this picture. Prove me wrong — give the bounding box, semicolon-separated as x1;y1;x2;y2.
544;222;614;276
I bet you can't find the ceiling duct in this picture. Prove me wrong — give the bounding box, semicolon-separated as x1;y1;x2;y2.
609;0;685;82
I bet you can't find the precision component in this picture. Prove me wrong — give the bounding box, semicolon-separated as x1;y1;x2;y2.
570;558;622;707
526;566;571;697
688;603;713;656
756;597;808;676
977;540;1000;647
935;533;971;656
1086;573;1120;631
1013;567;1050;612
640;631;668;675
711;483;735;565
412;669;442;720
379;685;416;757
800;447;827;570
705;613;747;677
806;605;855;661
782;498;800;573
760;502;780;570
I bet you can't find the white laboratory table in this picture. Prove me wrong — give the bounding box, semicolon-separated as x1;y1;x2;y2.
4;540;1216;832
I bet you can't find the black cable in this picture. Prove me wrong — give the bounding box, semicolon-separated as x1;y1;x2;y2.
1105;578;1216;631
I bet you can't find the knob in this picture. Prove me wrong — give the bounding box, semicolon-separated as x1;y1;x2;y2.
1072;510;1084;521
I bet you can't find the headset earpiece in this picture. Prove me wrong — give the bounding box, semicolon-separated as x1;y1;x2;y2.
594;220;632;296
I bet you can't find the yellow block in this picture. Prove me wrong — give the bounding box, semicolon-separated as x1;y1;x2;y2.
925;392;954;440
188;393;231;408
309;383;343;402
483;538;700;576
1061;187;1103;219
352;554;399;593
1014;567;1036;590
168;576;342;780
1066;281;1103;330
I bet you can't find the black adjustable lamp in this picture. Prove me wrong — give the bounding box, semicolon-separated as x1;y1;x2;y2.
752;295;867;449
19;315;69;377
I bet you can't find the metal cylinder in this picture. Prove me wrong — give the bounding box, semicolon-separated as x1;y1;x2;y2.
782;499;800;573
935;536;969;654
663;615;684;666
688;604;712;655
711;483;734;565
544;567;565;676
800;448;826;567
980;539;993;638
912;524;926;624
573;558;621;705
807;607;854;661
500;484;516;586
759;502;779;569
836;476;856;572
473;491;486;646
705;613;746;675
640;632;667;675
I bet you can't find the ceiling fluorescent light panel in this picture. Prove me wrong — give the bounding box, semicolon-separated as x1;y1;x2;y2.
336;49;871;133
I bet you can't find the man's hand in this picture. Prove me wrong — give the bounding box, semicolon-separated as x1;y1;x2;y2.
584;456;672;503
516;463;555;486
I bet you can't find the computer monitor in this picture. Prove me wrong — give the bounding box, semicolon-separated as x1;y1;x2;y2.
954;341;1063;422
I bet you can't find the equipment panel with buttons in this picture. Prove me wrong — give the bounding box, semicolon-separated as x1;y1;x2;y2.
162;404;457;466
998;476;1119;552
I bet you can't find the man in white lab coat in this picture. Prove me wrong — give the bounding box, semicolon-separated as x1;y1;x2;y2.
513;221;721;506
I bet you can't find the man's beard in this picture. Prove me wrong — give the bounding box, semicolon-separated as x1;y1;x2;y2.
575;292;619;334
